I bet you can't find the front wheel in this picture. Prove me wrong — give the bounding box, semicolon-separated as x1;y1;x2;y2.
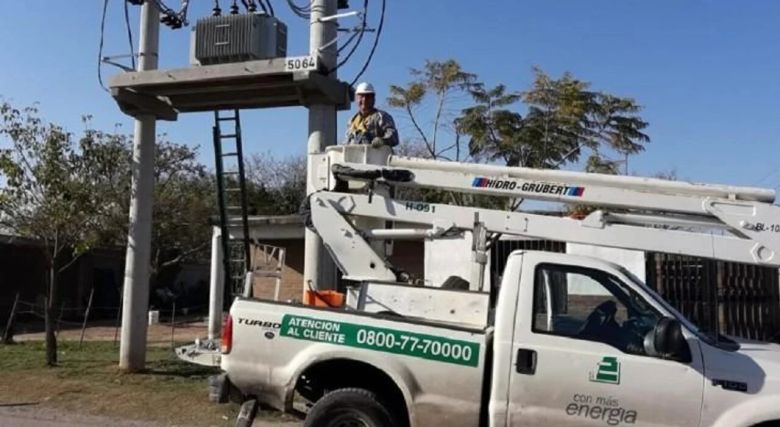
304;388;397;427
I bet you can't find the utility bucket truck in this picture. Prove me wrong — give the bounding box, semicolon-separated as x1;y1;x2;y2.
213;145;780;427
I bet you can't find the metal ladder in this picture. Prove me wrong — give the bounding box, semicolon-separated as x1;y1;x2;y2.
213;109;252;301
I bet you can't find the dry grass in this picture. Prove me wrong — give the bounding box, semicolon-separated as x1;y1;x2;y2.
0;341;296;427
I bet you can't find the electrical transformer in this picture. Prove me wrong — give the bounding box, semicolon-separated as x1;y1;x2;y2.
193;14;287;65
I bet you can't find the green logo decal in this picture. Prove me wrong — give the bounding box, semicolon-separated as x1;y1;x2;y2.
280;314;480;367
590;356;620;385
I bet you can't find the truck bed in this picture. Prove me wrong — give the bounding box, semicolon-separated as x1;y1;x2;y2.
223;297;491;427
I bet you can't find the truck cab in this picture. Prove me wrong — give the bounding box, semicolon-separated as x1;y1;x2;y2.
492;250;780;427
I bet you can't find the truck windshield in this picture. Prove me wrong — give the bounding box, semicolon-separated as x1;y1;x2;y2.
614;266;739;351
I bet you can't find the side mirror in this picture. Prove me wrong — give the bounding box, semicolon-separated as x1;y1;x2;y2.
643;317;692;363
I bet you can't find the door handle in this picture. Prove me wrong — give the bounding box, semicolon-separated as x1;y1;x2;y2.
516;348;537;375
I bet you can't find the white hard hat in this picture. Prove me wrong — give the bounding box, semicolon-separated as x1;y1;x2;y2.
355;82;375;95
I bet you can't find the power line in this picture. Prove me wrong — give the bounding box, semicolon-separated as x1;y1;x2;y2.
263;0;275;16
337;29;360;54
97;0;110;92
350;0;385;86
124;0;137;70
241;0;257;13
326;0;368;75
153;0;174;12
155;0;188;28
287;0;312;18
755;165;780;187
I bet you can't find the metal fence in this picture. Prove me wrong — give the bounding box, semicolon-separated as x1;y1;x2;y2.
646;253;780;342
489;239;565;304
2;294;208;348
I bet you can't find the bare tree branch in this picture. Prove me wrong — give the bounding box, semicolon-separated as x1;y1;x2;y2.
159;240;211;270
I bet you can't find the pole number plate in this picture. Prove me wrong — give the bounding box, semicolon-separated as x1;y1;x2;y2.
284;56;318;72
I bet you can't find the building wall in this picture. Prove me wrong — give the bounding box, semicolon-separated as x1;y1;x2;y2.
425;232;487;288
0;241;125;320
249;238;425;302
389;240;425;281
567;243;646;282
251;239;305;302
0;237;209;320
0;241;48;315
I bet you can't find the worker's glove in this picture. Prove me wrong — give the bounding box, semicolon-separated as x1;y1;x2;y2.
370;137;384;148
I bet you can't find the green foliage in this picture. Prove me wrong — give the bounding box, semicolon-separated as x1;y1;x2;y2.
585;154;621;175
388;59;478;160
0;103;103;268
0;101;217;301
0;341;252;427
458;66;650;170
516;67;596;168
456;84;524;165
389;61;650;172
77;126;216;286
588;93;650;158
387;61;651;210
0;102;112;365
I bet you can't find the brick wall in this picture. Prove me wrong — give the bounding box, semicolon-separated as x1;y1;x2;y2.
251;239;305;302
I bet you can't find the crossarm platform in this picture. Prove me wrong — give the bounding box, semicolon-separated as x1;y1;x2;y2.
109;57;352;120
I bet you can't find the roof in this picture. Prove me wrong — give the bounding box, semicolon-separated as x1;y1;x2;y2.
211;215;304;227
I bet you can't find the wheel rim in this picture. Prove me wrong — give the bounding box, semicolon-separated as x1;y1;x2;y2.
325;411;372;427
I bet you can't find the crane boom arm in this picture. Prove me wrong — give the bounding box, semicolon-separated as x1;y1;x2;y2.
309;192;780;283
308;146;780;284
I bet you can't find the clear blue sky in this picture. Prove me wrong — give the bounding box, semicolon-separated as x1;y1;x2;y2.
1;1;780;189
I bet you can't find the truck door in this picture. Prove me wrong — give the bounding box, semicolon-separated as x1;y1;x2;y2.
507;253;704;427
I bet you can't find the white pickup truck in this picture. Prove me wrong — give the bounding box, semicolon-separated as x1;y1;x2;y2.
216;250;780;427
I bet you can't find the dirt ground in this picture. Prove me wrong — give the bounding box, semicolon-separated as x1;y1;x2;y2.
14;317;211;344
0;405;301;427
6;322;303;427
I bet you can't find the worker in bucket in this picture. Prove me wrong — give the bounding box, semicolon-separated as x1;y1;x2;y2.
345;82;399;148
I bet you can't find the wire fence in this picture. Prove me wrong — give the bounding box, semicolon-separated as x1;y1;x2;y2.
2;291;211;350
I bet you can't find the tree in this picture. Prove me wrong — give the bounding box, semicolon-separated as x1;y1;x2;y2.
78;128;216;298
387;59;507;207
387;62;652;173
456;67;650;176
456;84;523;165
149;141;214;294
0;103;103;365
245;152;307;215
587;93;650;175
519;67;596;168
387;59;477;161
520;67;650;171
585;154;621;175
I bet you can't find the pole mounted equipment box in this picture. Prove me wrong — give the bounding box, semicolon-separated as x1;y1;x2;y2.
194;14;287;65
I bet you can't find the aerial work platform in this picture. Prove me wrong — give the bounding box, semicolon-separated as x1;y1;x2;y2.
109;56;352;121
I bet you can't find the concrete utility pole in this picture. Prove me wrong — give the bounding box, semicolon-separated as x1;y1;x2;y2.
304;0;339;291
207;227;224;340
119;1;160;372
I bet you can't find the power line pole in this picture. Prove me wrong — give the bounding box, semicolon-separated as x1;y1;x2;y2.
304;0;339;291
208;227;224;340
119;0;160;372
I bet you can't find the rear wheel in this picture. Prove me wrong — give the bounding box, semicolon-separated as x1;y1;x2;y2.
304;388;397;427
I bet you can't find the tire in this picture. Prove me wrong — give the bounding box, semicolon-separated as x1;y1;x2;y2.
304;388;398;427
234;398;258;427
208;374;229;403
